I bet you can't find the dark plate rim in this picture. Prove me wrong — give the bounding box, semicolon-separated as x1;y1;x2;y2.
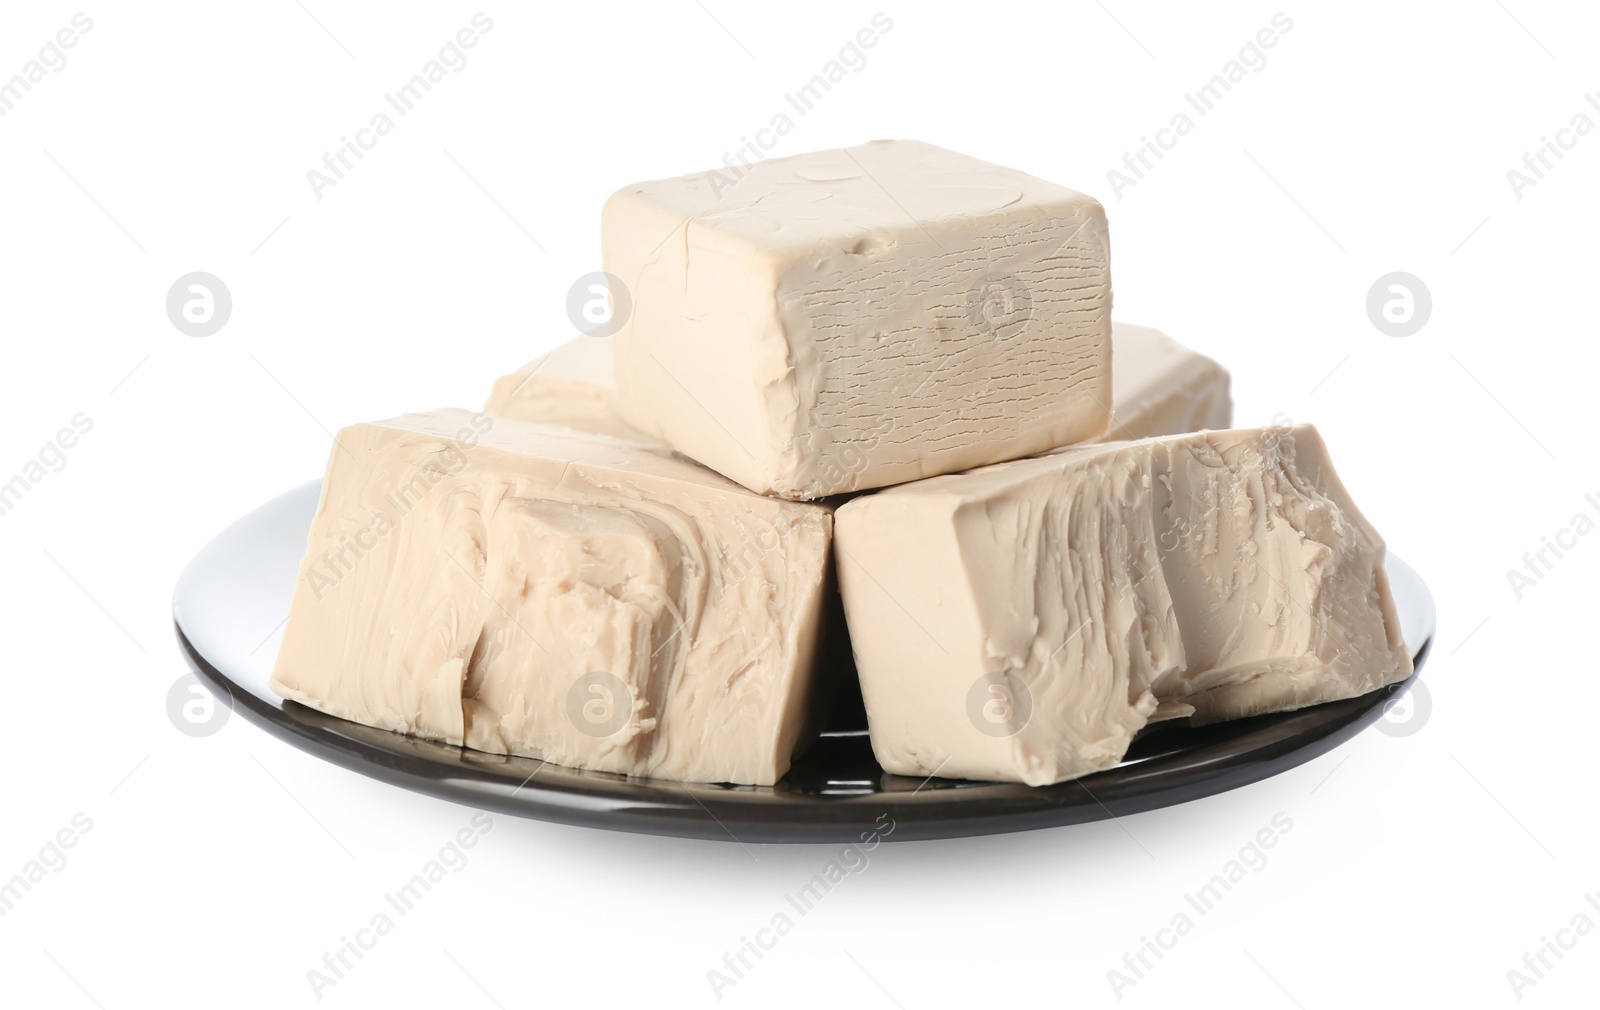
177;622;1432;844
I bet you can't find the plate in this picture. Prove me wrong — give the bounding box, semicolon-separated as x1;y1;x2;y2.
174;480;1435;843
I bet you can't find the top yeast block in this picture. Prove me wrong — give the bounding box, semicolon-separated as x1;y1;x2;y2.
605;140;1114;500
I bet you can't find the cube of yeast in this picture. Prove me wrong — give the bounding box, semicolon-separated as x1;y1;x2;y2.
834;425;1411;786
483;336;648;442
268;409;832;786
1101;323;1232;440
605;139;1113;500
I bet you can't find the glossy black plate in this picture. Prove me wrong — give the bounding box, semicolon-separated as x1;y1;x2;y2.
174;480;1435;843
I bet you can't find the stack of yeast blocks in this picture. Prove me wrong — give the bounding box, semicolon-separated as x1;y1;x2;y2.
271;140;1410;787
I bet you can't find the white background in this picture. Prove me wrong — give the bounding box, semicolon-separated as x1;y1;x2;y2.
1;1;1595;1006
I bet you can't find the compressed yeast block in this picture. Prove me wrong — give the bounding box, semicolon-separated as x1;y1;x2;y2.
833;425;1411;786
605;139;1113;500
483;336;645;441
1103;323;1232;440
267;409;833;786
